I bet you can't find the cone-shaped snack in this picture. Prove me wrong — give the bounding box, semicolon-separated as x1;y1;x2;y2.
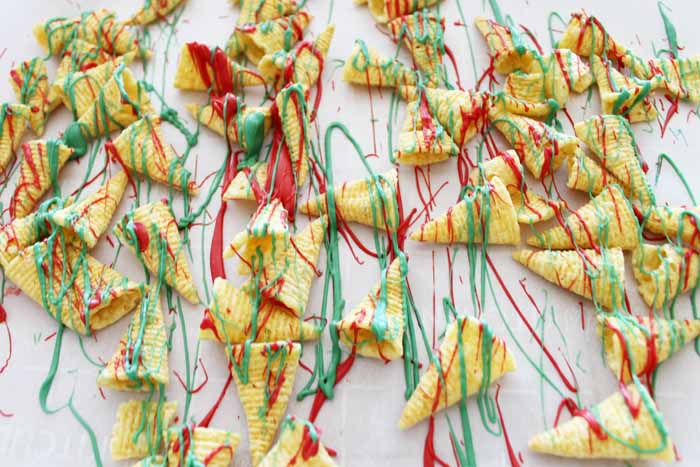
398;315;516;429
644;205;700;246
598;313;700;382
527;184;639;250
187;93;271;153
114;201;200;304
53;59;123;119
276;83;310;187
491;89;560;120
5;236;142;334
0;104;30;175
299;169;399;232
110;399;177;460
592;56;657;123
557;11;628;61
97;293;169;391
576;115;653;208
49;170;128;248
127;0;185;25
342;40;417;89
368;0;440;23
513;248;625;310
9;58;49;135
632;243;700;309
475;17;535;74
398;86;489;146
236;12;311;65
165;424;240;467
566;147;626;196
256;218;326;316
10;139;74;218
174;42;263;94
223;162;268;202
259;24;334;91
229;341;301;466
528;383;674;461
469;151;559;224
625;53;700;103
410;176;520;245
198;278;320;344
227;0;297;57
394;98;459;165
489;108;579;179
337;256;405;360
111;114;197;194
387;11;446;85
78;66;153;139
259;416;337;467
224;199;290;274
504;49;593;107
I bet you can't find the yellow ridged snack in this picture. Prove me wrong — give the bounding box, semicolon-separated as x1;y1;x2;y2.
490;91;559;120
591;56;657;123
229;341;301;466
173;42;263;94
276;83;310;187
632;243;700;309
53;60;122;120
112;114;197;194
131;455;163;467
394;100;459;165
644;205;700;246
399;86;489;146
187;96;272;150
10;140;74;219
5;237;142;334
410;176;520;245
166;425;240;467
110;399;178;460
299;169;399;232
475;17;535;74
224;199;290;275
73;9;145;57
78;66;154;139
198;278;320;344
368;0;440;24
625;54;700;103
223;162;268;202
399;315;516;429
387;12;445;84
513;248;625;310
529;383;674;461
489;108;579;179
575;115;654;208
9;58;49;135
97;293;169;391
342;40;417;89
49;170;128;249
336;256;405;360
469;151;558;224
599;313;700;383
128;0;185;25
227;0;298;57
236;12;312;65
527;184;639;250
0;104;30;175
259;24;335;91
256;218;326;316
504;49;593;107
258;416;337;467
566;147;626;196
33;15;82;56
50;40;132;111
114;201;200;304
557;11;628;61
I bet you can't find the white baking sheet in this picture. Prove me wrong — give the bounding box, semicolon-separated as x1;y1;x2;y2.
0;0;699;466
